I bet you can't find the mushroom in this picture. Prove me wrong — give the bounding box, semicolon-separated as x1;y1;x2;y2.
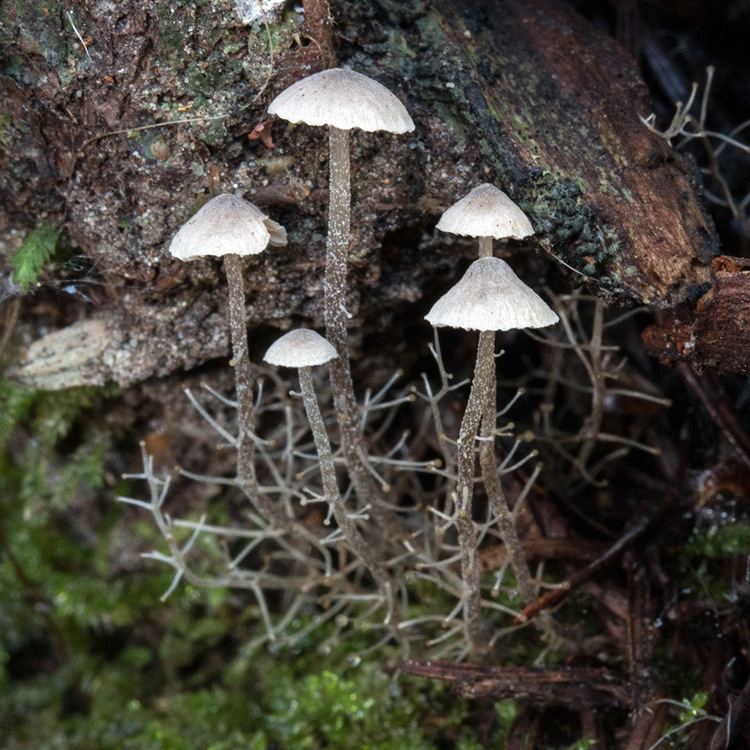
268;68;414;512
425;257;558;639
169;193;287;482
437;183;533;259
263;329;394;621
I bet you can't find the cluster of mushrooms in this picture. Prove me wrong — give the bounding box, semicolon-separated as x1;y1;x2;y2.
165;68;559;653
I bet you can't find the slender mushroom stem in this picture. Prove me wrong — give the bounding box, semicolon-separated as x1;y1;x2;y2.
224;257;324;552
298;365;394;622
223;253;256;484
455;329;495;648
473;235;536;603
478;236;493;258
478;341;537;605
326;126;403;540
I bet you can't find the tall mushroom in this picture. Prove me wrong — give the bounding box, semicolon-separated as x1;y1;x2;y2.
425;257;558;643
268;68;414;516
169;193;286;484
435;184;544;605
263;329;394;621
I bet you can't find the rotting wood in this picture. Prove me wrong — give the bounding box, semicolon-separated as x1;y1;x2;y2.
4;0;718;388
643;256;750;376
402;659;630;707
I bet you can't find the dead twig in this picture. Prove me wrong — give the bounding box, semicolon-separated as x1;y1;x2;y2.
679;363;750;470
479;537;607;572
402;659;630;707
514;516;653;624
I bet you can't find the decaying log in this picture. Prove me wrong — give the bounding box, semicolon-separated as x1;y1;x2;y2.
643;256;750;376
2;0;717;388
402;659;630;707
8;293;229;389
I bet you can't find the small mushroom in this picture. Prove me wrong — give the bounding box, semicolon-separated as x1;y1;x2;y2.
169;194;287;482
268;68;414;512
437;183;533;258
263;328;339;370
263;329;394;622
425;257;558;641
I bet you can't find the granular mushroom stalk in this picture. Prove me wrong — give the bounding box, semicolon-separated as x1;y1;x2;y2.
478;350;537;605
268;68;415;540
478;236;493;259
224;253;257;483
298;365;394;622
324;126;374;510
264;329;395;623
426;256;558;647
454;328;495;648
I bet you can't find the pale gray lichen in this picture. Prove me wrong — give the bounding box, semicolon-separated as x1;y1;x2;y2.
234;0;287;25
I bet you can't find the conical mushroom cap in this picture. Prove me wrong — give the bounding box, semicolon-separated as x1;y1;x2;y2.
425;257;558;332
268;68;414;134
263;329;339;368
169;194;287;261
436;183;534;240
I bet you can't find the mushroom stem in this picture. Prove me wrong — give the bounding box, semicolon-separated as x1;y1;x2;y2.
225;258;321;546
478;341;537;605
298;365;394;621
478;236;493;258
455;329;495;647
223;253;256;484
326;126;403;540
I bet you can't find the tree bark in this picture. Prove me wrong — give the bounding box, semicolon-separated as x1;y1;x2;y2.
643;256;750;376
2;0;722;387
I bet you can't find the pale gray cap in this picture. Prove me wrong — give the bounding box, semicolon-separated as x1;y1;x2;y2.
425;257;558;331
168;194;287;261
436;183;534;240
268;68;414;134
263;329;339;368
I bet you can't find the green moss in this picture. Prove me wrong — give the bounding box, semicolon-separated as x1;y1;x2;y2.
0;376;485;748
10;223;60;289
688;522;750;558
264;668;431;750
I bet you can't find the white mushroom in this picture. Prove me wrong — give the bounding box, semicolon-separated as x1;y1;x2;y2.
263;328;338;369
268;67;414;523
425;257;558;644
169;194;286;260
425;257;559;331
263;329;394;622
169;193;287;483
437;183;533;251
268;68;414;134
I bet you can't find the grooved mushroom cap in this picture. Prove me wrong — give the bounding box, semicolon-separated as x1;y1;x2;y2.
263;329;339;368
425;257;558;332
436;183;534;240
268;68;415;134
169;194;287;261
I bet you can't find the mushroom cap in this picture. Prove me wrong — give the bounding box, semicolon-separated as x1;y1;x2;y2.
168;194;287;261
425;257;558;332
436;183;534;240
268;68;415;134
263;329;339;368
